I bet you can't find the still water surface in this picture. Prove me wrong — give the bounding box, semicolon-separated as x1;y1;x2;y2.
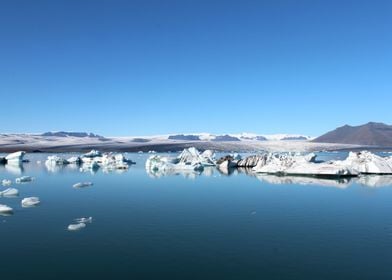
0;153;392;280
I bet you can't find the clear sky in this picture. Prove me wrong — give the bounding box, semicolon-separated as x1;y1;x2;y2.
1;0;391;136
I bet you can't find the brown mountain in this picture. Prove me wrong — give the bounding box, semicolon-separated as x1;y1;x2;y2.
313;122;392;146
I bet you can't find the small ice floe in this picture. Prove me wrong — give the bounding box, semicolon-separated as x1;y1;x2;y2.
0;188;19;197
0;204;13;216
2;179;12;186
67;223;86;231
73;182;93;188
75;217;93;223
21;197;40;207
15;176;34;184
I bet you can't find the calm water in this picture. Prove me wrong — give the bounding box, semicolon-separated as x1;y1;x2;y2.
1;152;392;280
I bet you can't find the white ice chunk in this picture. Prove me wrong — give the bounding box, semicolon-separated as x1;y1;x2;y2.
67;156;81;164
21;197;40;207
67;223;86;231
0;188;19;197
45;155;69;166
342;151;392;174
5;151;26;164
73;182;93;188
2;179;12;186
75;217;93;223
15;176;34;183
0;204;13;215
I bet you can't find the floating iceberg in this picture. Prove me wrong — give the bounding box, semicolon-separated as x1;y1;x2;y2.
0;188;19;197
0;204;13;215
217;155;240;170
5;151;26;164
82;150;102;158
67;223;86;231
45;155;69;166
145;148;212;176
80;151;134;172
342;151;392;174
73;182;93;188
2;179;12;186
67;156;81;164
75;217;93;223
21;197;40;207
177;147;216;166
252;153;356;177
15;176;34;183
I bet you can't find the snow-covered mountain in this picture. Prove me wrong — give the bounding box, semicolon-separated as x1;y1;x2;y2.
158;133;313;142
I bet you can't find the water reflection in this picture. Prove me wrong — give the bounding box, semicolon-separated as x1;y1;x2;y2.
255;174;352;189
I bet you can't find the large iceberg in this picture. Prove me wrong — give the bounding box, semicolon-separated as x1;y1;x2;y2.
5;151;25;164
341;151;392;174
251;151;392;177
252;153;356;177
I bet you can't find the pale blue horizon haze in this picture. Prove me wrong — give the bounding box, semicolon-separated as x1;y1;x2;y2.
1;0;391;137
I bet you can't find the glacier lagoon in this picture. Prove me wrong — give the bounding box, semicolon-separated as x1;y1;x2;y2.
1;152;392;279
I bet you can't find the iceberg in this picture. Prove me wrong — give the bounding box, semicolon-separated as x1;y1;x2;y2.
0;188;19;197
45;155;69;166
2;179;12;186
0;204;13;215
82;149;102;158
252;153;356;177
341;151;392;174
217;155;240;170
145;148;212;176
75;217;93;223
15;176;34;183
67;156;82;164
5;151;26;164
67;223;86;231
21;197;40;207
177;147;216;166
73;182;93;188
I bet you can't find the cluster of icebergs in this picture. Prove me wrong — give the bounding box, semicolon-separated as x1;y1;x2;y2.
45;150;135;173
250;151;392;176
145;148;392;180
0;174;40;216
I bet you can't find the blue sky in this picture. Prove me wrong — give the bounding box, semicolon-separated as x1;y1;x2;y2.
1;0;391;136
